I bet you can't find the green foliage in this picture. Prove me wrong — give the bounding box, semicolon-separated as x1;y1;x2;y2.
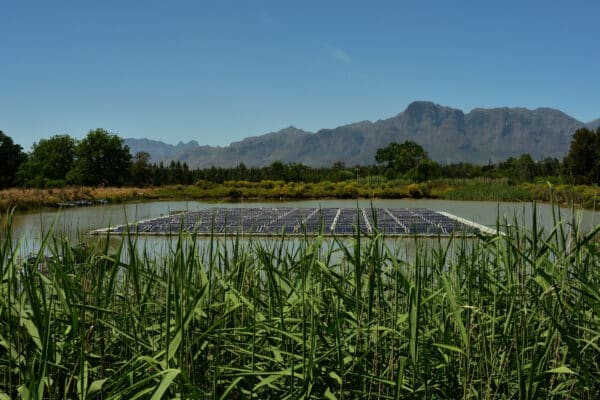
0;127;592;191
0;131;26;188
537;157;561;178
68;129;132;186
17;134;76;187
130;151;152;187
408;159;441;182
443;178;535;201
227;187;243;198
195;179;216;189
515;153;536;182
375;140;430;178
1;207;600;398
563;127;600;184
0;130;570;190
407;183;422;198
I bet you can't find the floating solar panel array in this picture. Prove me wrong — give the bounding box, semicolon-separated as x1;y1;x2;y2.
91;207;495;237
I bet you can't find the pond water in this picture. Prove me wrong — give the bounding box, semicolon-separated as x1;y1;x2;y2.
3;198;599;255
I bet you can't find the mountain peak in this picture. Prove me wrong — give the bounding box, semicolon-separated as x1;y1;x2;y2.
126;101;588;167
278;126;309;134
404;101;438;114
176;140;199;147
400;101;463;126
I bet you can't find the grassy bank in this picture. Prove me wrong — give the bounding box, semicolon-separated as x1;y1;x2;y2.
1;210;600;398
1;179;599;213
0;187;158;212
0;181;417;213
439;178;600;208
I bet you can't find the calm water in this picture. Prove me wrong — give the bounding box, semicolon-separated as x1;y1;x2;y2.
3;199;599;254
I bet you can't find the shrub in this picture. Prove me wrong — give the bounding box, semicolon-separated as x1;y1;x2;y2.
408;183;422;198
228;188;242;198
195;180;215;189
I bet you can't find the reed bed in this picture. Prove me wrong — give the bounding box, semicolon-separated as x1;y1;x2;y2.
0;187;155;212
1;207;599;399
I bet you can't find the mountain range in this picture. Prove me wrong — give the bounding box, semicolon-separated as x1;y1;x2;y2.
125;101;600;168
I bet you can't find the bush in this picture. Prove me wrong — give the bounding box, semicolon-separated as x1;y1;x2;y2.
322;181;335;191
228;188;242;198
335;182;359;198
260;180;284;189
195;180;215;189
408;183;422;198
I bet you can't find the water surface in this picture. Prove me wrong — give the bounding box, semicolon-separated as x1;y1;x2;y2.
4;199;598;254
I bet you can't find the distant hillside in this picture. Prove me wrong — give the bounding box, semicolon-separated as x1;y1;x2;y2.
125;102;596;168
588;118;600;130
124;138;201;163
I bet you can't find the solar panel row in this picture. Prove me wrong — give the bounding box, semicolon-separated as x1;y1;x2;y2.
101;208;483;236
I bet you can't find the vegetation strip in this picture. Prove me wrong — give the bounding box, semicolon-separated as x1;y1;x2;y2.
2;126;600;213
1;205;599;398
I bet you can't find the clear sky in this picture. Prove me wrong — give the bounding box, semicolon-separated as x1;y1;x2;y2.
2;0;599;151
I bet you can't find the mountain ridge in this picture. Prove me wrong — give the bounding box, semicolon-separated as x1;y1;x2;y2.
125;102;598;168
587;118;600;130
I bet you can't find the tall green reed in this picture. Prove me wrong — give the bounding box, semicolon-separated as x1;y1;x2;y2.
1;204;599;399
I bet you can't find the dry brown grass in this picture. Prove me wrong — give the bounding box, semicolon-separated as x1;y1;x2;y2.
88;187;157;202
0;186;157;212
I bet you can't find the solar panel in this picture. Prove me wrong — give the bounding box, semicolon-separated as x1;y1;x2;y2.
91;207;491;237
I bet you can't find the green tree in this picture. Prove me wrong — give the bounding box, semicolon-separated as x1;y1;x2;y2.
497;156;516;178
562;128;600;184
232;162;248;181
130;151;152;187
17;134;76;187
0;131;26;188
536;157;560;178
265;161;289;181
514;153;536;182
68;129;132;186
409;159;440;182
375;140;429;178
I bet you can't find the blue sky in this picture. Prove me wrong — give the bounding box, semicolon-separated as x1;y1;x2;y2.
2;0;599;151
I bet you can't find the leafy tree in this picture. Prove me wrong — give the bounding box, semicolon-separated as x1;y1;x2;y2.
497;156;516;178
231;163;248;181
130;151;152;187
17;134;76;187
265;161;289;181
375;140;429;178
536;157;560;178
409;159;441;182
0;131;26;188
562;127;600;184
440;162;487;179
514;153;536;182
68;129;132;186
181;162;193;185
151;162;168;185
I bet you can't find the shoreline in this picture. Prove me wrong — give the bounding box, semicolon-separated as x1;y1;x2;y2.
1;180;598;214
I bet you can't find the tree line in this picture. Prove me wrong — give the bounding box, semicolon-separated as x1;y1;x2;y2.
1;127;598;189
1;129;131;188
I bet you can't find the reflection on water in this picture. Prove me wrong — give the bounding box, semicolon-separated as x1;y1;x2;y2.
3;199;598;255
